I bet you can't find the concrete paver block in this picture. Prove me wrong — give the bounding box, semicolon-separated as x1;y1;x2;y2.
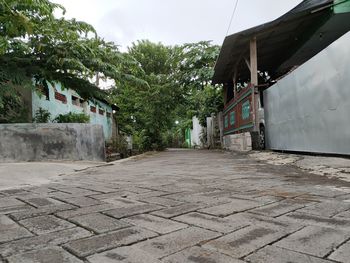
64;227;157;257
174;212;249;233
6;247;83;263
0;215;33;243
329;240;350;262
123;214;188;234
275;225;350;257
246;245;334;263
203;224;294;258
104;204;163;219
19;215;75;235
0;227;92;257
199;198;263;217
135;227;220;258
70;213;131;234
87;246;163;263
162;246;245;263
151;203;203;218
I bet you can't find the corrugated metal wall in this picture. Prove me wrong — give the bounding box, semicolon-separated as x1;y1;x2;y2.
264;31;350;155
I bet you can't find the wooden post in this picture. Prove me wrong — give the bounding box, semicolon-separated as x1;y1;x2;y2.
250;37;259;132
233;68;238;99
223;84;228;104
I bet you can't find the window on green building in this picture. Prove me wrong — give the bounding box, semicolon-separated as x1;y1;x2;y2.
224;115;228;128
230;111;235;125
242;100;250;120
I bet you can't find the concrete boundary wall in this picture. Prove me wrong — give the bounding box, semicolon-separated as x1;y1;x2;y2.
0;124;105;162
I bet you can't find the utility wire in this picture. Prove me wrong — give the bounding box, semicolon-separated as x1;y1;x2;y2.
226;0;239;36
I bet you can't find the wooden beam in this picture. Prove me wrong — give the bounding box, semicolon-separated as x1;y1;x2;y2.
250;37;259;132
244;58;251;72
233;68;238;99
250;37;258;85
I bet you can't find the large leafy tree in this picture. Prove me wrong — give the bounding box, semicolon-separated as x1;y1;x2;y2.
113;40;183;150
0;0;137;122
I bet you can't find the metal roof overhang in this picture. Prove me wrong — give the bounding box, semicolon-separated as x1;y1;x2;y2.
212;0;350;85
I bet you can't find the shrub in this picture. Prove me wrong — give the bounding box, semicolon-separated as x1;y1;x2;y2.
54;112;90;123
34;107;51;123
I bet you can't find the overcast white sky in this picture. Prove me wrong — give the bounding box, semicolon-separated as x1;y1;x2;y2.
52;0;303;50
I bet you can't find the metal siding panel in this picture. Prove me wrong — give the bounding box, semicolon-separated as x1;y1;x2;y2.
264;31;350;155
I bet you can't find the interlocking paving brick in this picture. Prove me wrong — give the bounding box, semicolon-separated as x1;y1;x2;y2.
0;198;26;209
245;245;334;263
174;212;248;233
151;204;203;218
104;204;163;219
329;240;350;262
0;227;92;257
275;225;350;257
123;214;187;234
55;196;102;207
203;224;294;258
103;197;144;207
141;196;184;207
6;246;83;263
335;210;350;218
19;197;63;208
297;200;350;217
134;227;220;258
0;205;32;216
49;187;100;196
278;212;350;229
10;204;76;221
249;199;309;217
0;215;33;243
70;213;130;234
199;198;263;217
162;246;245;263
55;204;115;219
64;226;157;257
19;215;75;235
87;246;163;263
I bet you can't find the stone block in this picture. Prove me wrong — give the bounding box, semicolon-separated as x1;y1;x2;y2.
199;198;262;216
55;204;115;219
87;246;162;263
163;246;245;263
123;214;187;234
329;240;350;262
0;227;92;257
249;199;308;217
203;224;294;258
246;245;334;263
70;213;130;234
275;225;350;258
6;247;83;263
174;212;248;233
151;204;203;218
135;227;220;258
104;204;162;219
0;215;33;243
19;215;75;235
64;227;157;257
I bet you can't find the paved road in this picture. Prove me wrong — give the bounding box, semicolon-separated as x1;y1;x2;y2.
1;149;350;263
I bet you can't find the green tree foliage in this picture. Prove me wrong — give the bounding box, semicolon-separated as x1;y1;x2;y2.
113;40;182;151
0;0;139;122
113;40;223;150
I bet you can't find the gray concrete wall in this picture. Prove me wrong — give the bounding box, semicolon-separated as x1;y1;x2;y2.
0;124;105;162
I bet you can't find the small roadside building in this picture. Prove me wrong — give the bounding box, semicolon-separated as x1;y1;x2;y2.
20;81;118;141
213;0;350;155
